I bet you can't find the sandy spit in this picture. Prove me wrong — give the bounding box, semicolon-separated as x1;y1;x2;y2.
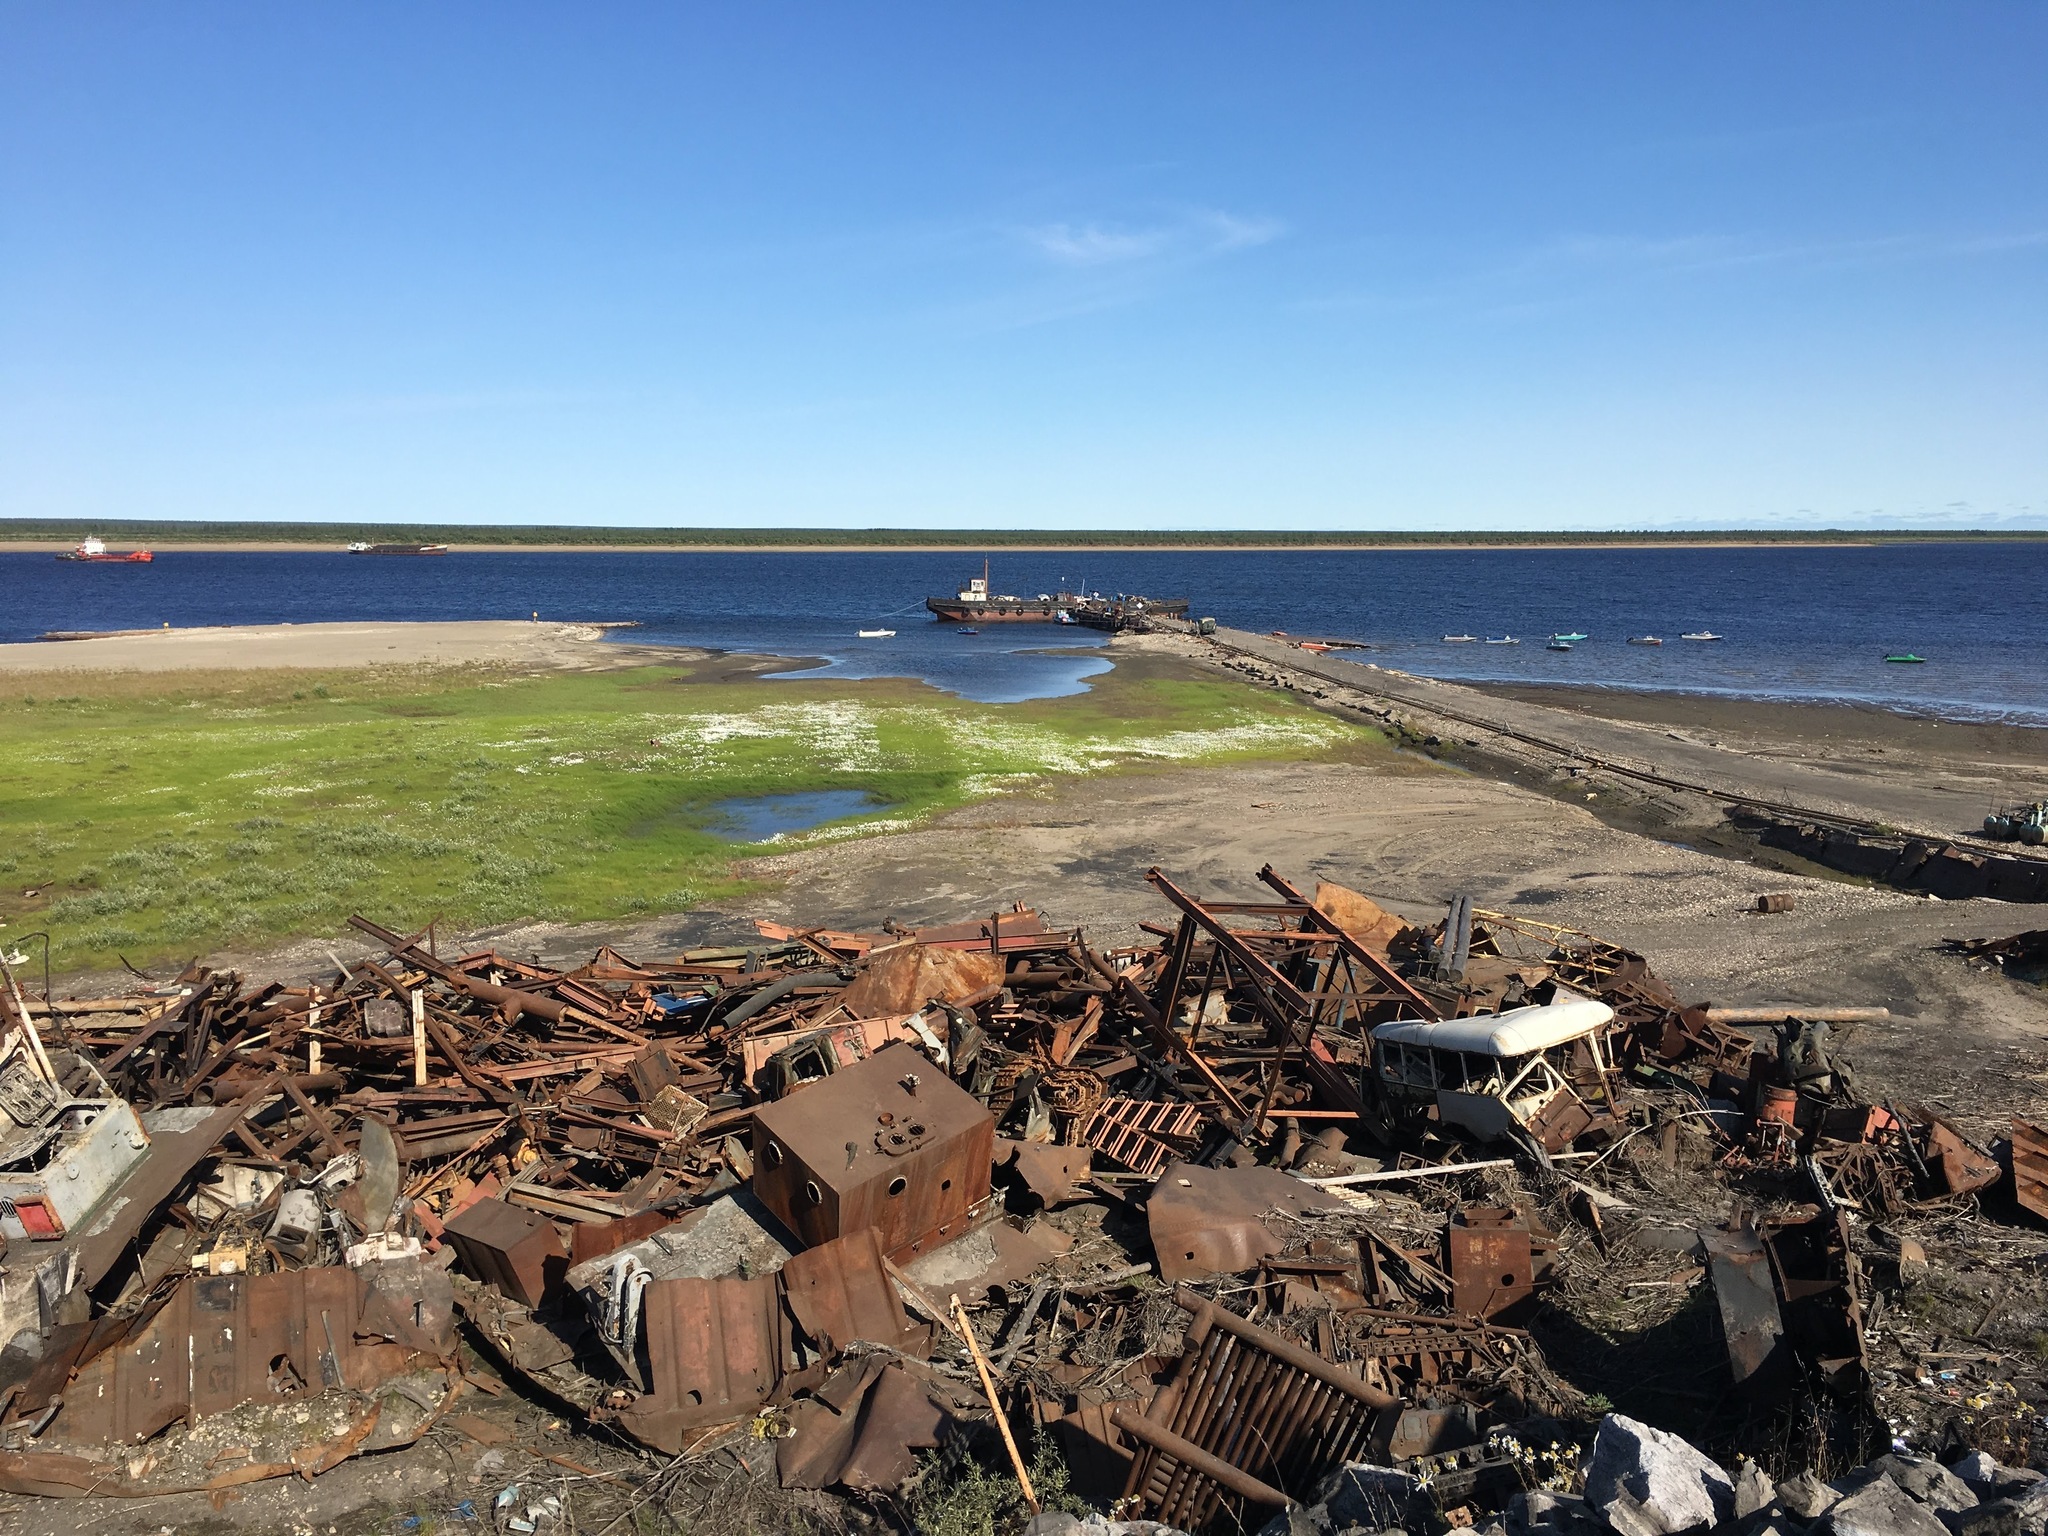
0;619;669;673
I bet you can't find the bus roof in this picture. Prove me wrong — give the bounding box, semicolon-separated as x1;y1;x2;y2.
1370;997;1614;1058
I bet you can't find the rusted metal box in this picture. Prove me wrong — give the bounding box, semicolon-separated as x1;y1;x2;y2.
753;1042;994;1261
445;1196;568;1309
1446;1206;1554;1324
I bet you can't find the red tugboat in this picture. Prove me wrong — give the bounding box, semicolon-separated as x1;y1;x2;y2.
55;536;153;563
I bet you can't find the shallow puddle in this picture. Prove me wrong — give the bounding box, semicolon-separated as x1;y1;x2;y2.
703;789;880;841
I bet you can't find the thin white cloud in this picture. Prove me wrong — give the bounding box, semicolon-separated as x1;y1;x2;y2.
1026;223;1171;266
1196;210;1286;252
1018;207;1285;268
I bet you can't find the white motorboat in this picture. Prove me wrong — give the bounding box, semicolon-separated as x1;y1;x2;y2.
1443;634;1477;643
1680;631;1722;642
1484;636;1519;645
857;628;896;639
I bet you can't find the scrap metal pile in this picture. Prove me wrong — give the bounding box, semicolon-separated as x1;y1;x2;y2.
0;865;2017;1526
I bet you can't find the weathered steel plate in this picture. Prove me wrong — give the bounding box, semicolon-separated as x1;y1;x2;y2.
613;1272;783;1452
780;1226;925;1358
1147;1163;1345;1283
777;1355;965;1491
1703;1223;1786;1389
1446;1208;1546;1323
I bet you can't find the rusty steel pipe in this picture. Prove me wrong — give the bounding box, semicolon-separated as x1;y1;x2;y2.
1174;1292;1399;1409
1150;1329;1237;1520
1172;1340;1276;1522
1112;1408;1293;1510
455;977;574;1025
1218;1342;1305;1485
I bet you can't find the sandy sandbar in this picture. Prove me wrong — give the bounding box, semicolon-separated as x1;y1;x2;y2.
0;619;661;673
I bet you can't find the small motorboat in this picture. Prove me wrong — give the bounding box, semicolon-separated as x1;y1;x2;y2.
1681;631;1722;642
1485;635;1519;645
1628;636;1663;646
955;627;979;636
1550;632;1588;643
1443;634;1477;643
1546;640;1573;652
857;628;895;639
1884;653;1927;664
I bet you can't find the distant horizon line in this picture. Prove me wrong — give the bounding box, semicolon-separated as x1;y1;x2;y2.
3;518;2044;549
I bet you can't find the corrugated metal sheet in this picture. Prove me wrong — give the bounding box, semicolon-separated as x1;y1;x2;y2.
31;1259;455;1449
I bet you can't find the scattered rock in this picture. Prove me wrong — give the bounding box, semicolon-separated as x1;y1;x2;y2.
1951;1500;2040;1536
1782;1472;1844;1521
1584;1414;1736;1536
1951;1457;2002;1501
1023;1515;1190;1536
1953;1480;2048;1536
1318;1464;1422;1532
1506;1490;1606;1536
1736;1461;1780;1519
1950;1455;2045;1503
1824;1476;1952;1536
1868;1456;1979;1516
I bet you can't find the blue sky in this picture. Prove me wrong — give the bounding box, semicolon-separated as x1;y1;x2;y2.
2;5;2042;531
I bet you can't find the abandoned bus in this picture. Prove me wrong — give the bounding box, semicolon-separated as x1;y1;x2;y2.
1366;996;1617;1151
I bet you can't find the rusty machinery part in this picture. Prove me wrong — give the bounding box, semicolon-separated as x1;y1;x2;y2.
874;1111;930;1157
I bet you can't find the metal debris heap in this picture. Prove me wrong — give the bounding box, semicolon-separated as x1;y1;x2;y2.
0;865;2019;1527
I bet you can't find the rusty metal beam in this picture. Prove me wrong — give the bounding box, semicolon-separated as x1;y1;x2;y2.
1255;865;1441;1020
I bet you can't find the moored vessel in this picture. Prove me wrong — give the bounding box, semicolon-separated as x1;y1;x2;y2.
924;561;1189;631
56;536;152;563
348;542;450;555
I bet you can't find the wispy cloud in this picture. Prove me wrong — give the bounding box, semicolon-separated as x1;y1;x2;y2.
1018;207;1284;269
1025;223;1170;266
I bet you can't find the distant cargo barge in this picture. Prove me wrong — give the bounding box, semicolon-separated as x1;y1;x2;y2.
348;542;450;555
924;563;1189;631
55;536;152;563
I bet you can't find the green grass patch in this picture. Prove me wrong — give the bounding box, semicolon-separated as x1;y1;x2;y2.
1;658;1385;971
